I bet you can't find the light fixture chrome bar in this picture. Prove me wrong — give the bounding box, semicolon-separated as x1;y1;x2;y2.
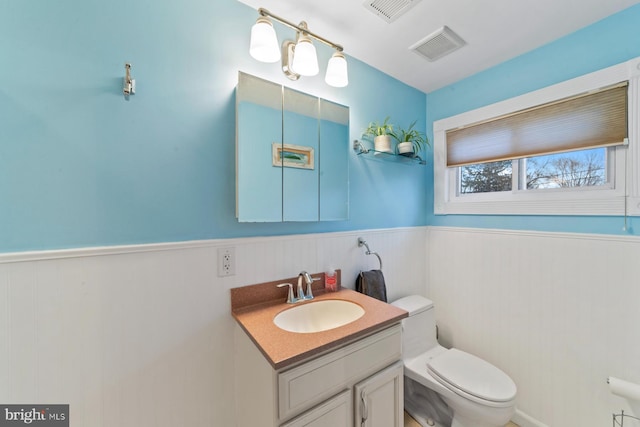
258;8;344;52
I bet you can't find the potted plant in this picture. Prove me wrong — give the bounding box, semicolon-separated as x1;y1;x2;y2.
363;116;394;153
392;120;429;157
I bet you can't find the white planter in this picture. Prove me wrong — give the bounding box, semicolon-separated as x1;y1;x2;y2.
397;142;414;156
373;135;393;153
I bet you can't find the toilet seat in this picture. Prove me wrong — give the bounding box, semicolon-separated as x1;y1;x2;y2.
427;349;517;406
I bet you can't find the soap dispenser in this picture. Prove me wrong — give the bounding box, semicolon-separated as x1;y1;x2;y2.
325;269;337;292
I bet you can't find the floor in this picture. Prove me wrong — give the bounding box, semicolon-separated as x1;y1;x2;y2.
404;411;519;427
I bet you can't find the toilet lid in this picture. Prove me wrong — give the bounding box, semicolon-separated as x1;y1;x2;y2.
427;349;517;403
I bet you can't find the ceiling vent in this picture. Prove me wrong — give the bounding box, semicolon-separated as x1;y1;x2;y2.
410;26;466;61
363;0;422;23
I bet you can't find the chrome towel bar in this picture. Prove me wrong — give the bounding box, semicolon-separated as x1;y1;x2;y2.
357;237;382;270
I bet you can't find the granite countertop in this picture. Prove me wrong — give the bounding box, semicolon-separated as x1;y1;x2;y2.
230;271;408;370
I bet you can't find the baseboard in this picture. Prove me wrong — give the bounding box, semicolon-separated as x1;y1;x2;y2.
512;408;549;427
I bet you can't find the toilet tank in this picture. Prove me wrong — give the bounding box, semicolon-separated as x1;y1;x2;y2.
391;295;438;360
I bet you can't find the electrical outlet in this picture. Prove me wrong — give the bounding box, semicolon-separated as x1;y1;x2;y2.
217;247;235;277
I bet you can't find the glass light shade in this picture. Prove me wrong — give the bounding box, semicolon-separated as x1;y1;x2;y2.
292;36;319;76
325;52;349;87
249;17;280;63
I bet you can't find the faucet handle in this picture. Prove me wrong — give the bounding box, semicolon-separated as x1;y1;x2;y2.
304;276;322;300
277;283;297;304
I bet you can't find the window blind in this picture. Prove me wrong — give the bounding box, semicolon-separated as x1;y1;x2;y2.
446;82;628;167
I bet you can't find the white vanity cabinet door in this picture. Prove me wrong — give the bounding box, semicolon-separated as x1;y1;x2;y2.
354;361;404;427
278;324;402;420
279;390;352;427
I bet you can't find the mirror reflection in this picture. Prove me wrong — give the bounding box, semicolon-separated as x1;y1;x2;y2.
236;72;349;222
319;99;349;220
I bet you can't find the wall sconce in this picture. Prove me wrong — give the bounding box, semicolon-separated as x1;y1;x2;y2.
249;8;349;88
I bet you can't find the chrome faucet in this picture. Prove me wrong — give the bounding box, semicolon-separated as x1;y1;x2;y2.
298;271;316;300
277;272;319;304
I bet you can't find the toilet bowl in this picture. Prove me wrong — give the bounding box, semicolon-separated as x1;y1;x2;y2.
392;295;516;427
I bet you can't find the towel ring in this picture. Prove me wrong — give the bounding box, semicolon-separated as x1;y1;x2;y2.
358;237;383;270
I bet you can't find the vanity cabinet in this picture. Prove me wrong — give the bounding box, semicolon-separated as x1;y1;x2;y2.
234;323;403;427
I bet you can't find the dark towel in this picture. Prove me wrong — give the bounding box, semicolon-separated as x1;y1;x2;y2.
356;270;387;302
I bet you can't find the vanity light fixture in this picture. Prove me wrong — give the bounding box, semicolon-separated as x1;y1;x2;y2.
325;51;349;87
249;16;280;63
291;24;319;77
249;8;348;87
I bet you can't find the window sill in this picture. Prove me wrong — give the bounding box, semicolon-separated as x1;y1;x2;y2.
436;192;627;216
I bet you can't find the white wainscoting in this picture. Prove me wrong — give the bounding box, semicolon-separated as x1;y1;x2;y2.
0;227;427;427
427;226;640;427
8;225;633;427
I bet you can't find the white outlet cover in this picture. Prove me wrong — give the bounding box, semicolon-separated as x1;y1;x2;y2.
217;247;235;277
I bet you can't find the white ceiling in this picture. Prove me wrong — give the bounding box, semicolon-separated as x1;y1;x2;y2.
238;0;640;94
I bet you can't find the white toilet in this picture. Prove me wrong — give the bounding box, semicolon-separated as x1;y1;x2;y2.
391;295;517;427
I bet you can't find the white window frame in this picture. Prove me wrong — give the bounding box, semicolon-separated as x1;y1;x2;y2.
434;56;640;216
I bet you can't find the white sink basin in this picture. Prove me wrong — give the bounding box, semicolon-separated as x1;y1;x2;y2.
273;300;365;333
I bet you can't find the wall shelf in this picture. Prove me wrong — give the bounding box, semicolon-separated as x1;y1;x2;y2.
353;140;426;165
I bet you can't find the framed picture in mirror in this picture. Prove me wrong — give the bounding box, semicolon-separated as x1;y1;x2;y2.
272;143;315;170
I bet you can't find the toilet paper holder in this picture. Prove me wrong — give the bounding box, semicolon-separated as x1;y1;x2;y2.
607;377;640;426
608;376;640;402
612;410;640;427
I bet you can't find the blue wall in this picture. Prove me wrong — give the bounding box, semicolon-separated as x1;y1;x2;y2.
6;0;635;252
426;4;640;235
0;0;427;252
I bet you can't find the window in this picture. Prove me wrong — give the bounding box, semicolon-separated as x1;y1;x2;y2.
458;147;611;195
460;160;512;194
523;148;608;190
434;56;640;216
